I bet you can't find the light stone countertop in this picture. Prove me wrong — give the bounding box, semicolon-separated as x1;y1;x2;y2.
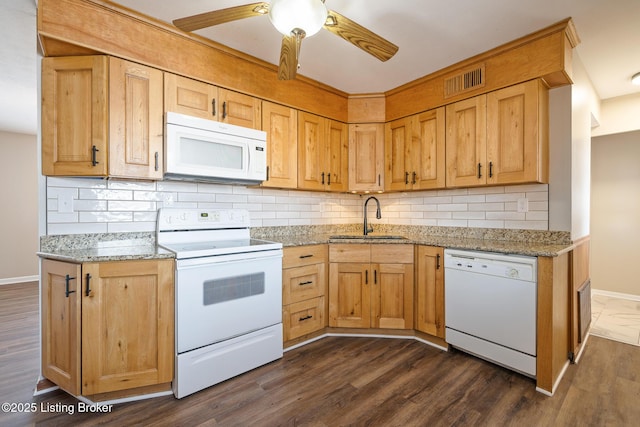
37;225;575;263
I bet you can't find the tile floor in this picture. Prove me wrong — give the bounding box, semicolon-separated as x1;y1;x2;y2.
590;293;640;346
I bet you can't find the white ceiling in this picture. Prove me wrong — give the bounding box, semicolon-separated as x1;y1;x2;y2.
2;0;639;135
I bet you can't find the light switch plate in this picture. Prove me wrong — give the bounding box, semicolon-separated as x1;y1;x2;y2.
517;198;529;213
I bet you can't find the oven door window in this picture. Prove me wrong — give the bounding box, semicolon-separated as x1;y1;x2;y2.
203;272;265;305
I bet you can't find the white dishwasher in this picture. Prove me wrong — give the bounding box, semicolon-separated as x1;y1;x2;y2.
444;249;537;377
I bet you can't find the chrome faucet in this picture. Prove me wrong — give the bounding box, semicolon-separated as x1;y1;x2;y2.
363;196;381;236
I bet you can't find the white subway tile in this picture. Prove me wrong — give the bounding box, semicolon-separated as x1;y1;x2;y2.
48;222;107;235
423;196;452;204
486;193;525;203
437;219;468;227
108;221;156;233
73;199;108;212
48;212;79;223
79;211;133;223
468;220;504;228
108;200;156;211
215;194;248;203
437;203;468;212
424;211;452;219
468;186;504;195
505;220;547;230
79;188;133;200
108;180;156;191
452;194;486;203
487;211;526;221
526;211;549;221
469;202;504;211
156;181;198;192
453;211;485;220
505;183;548;193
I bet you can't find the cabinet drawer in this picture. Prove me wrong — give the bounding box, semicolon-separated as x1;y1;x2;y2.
283;245;327;269
283;296;325;341
329;244;370;263
371;244;414;263
283;263;325;305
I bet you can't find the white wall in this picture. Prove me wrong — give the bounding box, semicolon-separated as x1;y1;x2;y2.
548;85;572;233
591;130;640;297
591;93;640;137
45;178;550;234
0;131;39;283
570;53;599;239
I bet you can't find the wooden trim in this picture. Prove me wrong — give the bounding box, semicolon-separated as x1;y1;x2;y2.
37;0;349;121
570;237;590;356
536;254;570;394
385;19;577;121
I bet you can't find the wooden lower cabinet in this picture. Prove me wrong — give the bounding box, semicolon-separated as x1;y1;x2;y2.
41;258;174;397
282;245;328;342
329;244;414;329
415;245;445;338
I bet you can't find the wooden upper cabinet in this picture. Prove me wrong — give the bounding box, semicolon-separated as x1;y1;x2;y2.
298;112;348;192
42;56;109;177
261;101;297;189
385;107;445;191
164;73;218;120
413;108;446;190
445;95;487;188
42;56;163;179
486;79;549;185
348;123;384;192
109;58;163;179
384;117;412;191
218;88;261;129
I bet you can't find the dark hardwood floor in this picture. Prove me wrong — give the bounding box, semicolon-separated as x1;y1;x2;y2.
1;282;639;427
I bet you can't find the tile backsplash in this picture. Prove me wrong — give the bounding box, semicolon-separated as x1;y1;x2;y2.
46;177;549;235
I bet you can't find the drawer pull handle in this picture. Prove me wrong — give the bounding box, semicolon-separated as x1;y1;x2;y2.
85;273;92;296
299;315;313;321
65;274;76;298
299;254;314;259
299;281;313;286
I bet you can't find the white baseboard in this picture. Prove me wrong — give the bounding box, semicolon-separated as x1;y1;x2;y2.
592;288;640;302
0;275;39;286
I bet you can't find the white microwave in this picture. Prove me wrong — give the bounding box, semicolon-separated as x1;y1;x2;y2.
164;112;267;184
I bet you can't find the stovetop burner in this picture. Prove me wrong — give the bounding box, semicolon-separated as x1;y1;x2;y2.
156;208;282;259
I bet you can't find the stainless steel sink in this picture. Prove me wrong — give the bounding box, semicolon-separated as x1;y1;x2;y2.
329;234;408;240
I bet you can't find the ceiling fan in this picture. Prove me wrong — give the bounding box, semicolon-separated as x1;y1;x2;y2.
173;0;399;80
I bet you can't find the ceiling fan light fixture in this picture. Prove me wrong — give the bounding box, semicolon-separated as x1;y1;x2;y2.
632;72;640;86
269;0;328;37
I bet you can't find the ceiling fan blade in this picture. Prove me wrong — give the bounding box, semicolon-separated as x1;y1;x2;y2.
324;10;399;62
278;34;299;80
173;2;269;32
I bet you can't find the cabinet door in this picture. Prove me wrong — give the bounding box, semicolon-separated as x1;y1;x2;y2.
326;119;349;192
219;88;262;129
81;259;174;395
373;263;414;329
329;262;370;328
109;58;163;179
261;101;297;188
348;123;384;192
42;56;108;176
415;246;445;337
413;108;446;190
298;112;326;190
164;73;218;120
446;95;487;187
487;80;548;185
385;117;412;191
41;259;82;396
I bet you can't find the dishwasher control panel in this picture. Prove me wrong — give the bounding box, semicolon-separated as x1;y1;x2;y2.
444;249;536;282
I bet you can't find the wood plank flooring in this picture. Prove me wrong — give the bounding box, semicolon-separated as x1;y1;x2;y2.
1;282;639;426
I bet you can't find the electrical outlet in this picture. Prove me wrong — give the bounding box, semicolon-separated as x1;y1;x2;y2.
58;193;74;213
517;198;529;213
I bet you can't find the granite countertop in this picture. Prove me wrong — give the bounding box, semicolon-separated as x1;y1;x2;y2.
38;225;575;263
254;225;574;257
38;232;175;263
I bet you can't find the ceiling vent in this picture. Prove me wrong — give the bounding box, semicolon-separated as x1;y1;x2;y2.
444;64;485;98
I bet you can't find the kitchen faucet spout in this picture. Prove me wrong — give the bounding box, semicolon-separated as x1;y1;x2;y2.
363;196;381;236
